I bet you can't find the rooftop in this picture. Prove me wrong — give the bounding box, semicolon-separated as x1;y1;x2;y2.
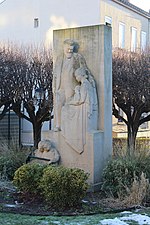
113;0;150;18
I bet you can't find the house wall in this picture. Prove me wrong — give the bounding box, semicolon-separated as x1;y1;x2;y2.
0;0;100;145
0;0;149;144
100;0;150;50
100;0;150;139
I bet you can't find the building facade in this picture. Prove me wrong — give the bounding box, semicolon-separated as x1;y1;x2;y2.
100;0;150;139
0;0;150;144
100;0;150;50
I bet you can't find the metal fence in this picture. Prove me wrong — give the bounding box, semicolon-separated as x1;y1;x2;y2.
0;110;20;145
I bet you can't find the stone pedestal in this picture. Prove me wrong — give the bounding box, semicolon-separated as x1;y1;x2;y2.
44;130;104;190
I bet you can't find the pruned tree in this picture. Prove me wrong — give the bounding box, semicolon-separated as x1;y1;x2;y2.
0;44;53;147
0;44;24;120
0;44;53;148
11;46;53;148
113;49;150;153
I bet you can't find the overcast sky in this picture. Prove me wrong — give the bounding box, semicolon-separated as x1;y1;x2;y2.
130;0;149;12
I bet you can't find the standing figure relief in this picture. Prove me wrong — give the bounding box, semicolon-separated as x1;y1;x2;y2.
53;39;98;153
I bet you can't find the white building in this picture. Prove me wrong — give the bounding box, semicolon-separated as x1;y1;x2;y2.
0;0;101;145
0;0;149;145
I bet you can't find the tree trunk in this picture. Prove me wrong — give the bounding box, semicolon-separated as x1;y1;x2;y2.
127;124;138;155
33;122;42;148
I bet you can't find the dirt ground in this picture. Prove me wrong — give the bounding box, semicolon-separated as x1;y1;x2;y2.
0;180;144;216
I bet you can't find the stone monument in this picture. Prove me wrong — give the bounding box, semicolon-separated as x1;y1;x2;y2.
44;24;112;191
27;139;60;165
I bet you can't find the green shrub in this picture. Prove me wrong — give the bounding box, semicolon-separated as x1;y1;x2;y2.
40;166;89;209
101;152;150;197
13;164;89;208
0;140;29;180
0;156;19;180
1;152;27;180
13;163;46;196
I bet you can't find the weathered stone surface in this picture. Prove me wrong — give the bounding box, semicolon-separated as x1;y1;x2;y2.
31;140;60;165
44;24;112;190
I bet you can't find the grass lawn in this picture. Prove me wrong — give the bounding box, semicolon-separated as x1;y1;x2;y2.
1;209;150;225
0;212;107;225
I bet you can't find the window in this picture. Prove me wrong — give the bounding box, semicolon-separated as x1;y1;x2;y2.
119;22;125;48
105;16;112;25
141;31;146;50
131;27;137;51
34;18;39;28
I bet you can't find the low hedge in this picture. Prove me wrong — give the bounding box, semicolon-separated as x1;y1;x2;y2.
13;164;89;209
13;163;46;196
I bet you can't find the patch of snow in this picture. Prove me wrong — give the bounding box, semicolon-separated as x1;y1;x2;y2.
51;222;61;224
4;204;18;208
135;208;144;213
101;213;150;225
91;201;97;205
101;217;128;225
120;211;132;214
121;213;150;225
14;200;24;205
41;221;49;225
81;200;89;203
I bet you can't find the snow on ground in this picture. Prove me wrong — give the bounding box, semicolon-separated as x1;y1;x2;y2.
38;211;150;225
121;213;150;224
101;217;128;225
100;211;150;225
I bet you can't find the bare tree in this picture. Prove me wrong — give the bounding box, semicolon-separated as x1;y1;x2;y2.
0;44;53;147
11;46;53;148
0;44;25;119
113;49;150;153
